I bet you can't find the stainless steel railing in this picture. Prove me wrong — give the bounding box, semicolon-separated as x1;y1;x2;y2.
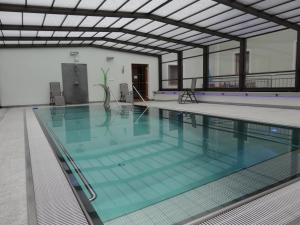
48;128;97;201
132;84;149;107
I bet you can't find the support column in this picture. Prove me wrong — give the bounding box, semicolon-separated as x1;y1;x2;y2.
239;39;247;91
158;55;162;91
203;46;209;90
296;31;300;91
178;52;183;91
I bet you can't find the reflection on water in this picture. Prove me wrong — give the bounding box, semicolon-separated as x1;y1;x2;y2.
36;105;300;223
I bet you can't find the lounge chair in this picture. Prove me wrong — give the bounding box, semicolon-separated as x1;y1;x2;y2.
178;78;198;104
50;82;65;106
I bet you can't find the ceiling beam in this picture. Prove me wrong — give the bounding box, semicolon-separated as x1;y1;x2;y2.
0;36;178;53
0;3;242;41
212;0;300;31
0;24;203;48
0;44;160;57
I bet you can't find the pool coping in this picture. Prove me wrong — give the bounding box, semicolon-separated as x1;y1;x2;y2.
31;104;300;225
32;108;104;225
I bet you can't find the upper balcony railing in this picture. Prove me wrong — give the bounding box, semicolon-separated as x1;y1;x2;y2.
245;70;295;88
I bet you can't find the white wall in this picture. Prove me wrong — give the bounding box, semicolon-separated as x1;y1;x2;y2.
0;47;158;106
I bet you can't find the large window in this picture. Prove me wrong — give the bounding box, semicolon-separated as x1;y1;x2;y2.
168;65;178;86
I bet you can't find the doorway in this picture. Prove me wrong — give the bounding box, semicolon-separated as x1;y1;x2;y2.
132;64;148;101
61;63;89;104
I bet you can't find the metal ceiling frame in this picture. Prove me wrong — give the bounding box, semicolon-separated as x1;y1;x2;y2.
0;36;179;53
0;3;242;41
212;0;300;31
0;43;160;57
0;25;203;48
0;0;299;55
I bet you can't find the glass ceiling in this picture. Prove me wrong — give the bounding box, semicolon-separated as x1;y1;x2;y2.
0;0;299;56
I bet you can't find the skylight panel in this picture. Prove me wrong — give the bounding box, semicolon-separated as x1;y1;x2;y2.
81;32;97;37
204;38;228;45
19;41;32;44
139;38;158;45
47;41;59;44
167;44;185;49
68;32;83;37
148;49;160;54
95;17;120;27
4;41;19;44
71;40;83;44
0;0;24;4
173;30;202;40
99;0;128;11
183;34;208;42
62;15;85;27
169;0;216;21
43;14;66;26
94;32;109;37
27;0;53;6
161;27;190;38
110;18;134;28
23;13;44;26
122;45;135;50
241;26;284;38
53;31;69;37
154;0;197;17
278;8;300;19
230;22;277;36
132;47;144;51
0;12;22;25
79;16;102;27
38;31;54;37
117;34;135;41
150;24;177;35
77;0;104;9
288;16;300;23
59;40;71;44
21;30;37;37
54;0;80;8
197;9;244;28
208;14;256;30
82;40;93;44
159;42;176;48
124;19;152;30
265;1;300;15
140;48;153;53
113;43;126;48
106;32;124;39
219;18;266;33
119;0;149;12
137;0;168;13
127;36;146;43
148;40;167;46
183;4;231;24
195;36;220;44
102;42;115;47
138;21;165;33
33;40;46;44
253;0;289;11
93;40;106;45
2;30;20;37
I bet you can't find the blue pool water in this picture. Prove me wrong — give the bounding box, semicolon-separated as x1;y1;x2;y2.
35;105;300;224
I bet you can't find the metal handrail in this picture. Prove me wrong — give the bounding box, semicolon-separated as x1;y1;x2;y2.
48;128;97;201
132;84;149;107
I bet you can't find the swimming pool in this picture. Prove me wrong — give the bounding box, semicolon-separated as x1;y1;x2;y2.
35;105;300;225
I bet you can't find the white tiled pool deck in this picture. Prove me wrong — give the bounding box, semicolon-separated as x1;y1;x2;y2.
1;101;300;225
